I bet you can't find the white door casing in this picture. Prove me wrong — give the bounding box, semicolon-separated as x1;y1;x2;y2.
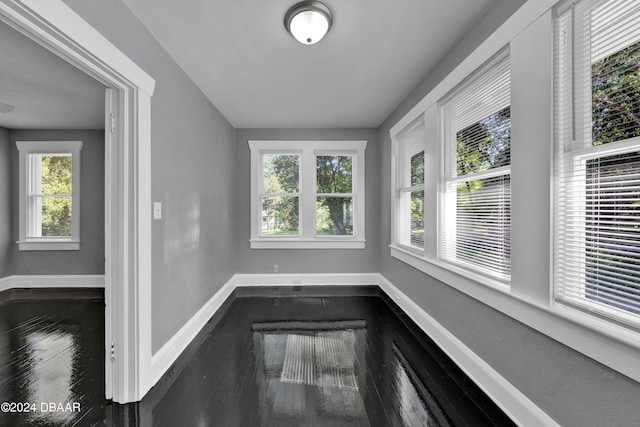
0;0;155;403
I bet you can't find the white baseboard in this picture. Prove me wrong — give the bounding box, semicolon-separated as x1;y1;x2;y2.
234;272;380;286
147;273;377;395
0;274;105;293
149;276;236;387
376;273;558;427
145;272;556;426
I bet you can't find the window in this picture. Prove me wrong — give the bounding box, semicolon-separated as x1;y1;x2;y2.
316;154;354;236
554;0;640;327
16;140;82;251
249;140;366;249
440;51;511;282
262;153;300;236
387;0;640;391
394;117;425;250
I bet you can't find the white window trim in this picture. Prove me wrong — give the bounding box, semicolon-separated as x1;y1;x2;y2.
553;0;640;329
556;138;640;323
388;0;640;385
439;49;512;283
249;140;367;249
392;117;426;254
16;140;82;251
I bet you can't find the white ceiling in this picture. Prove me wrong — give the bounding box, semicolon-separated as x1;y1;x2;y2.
0;20;105;130
0;1;495;130
122;0;494;128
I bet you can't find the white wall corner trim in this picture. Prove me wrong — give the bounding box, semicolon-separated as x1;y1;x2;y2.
0;275;106;293
375;273;559;427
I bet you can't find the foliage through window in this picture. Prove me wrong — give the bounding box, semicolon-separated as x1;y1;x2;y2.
33;154;73;237
456;106;511;175
394;118;425;250
554;0;640;326
16;140;82;251
316;155;353;235
249;140;366;249
592;42;640;146
409;151;425;247
441;52;511;281
262;154;300;236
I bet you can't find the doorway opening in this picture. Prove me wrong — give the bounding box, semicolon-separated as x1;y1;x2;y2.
0;0;155;403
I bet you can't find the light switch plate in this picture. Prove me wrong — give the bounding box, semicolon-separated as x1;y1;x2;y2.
153;202;162;220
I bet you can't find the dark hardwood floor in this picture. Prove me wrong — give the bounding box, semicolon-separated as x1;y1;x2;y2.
0;287;515;426
0;289;105;426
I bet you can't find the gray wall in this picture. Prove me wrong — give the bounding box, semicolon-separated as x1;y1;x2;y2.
62;0;237;353
9;129;104;275
0;127;10;278
235;128;379;274
377;0;640;426
47;1;640;423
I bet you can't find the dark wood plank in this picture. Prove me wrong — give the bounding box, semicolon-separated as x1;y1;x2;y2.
0;288;515;426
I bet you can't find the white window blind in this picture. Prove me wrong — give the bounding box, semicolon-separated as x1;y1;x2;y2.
395;118;425;249
440;52;511;281
554;0;640;327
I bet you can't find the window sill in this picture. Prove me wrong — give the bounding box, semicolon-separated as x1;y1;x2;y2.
389;244;640;383
251;239;366;249
18;240;80;251
390;245;509;291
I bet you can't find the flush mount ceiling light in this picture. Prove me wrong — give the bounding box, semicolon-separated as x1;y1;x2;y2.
284;1;333;45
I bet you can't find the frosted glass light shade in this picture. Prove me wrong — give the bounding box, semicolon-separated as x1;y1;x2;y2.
285;1;333;45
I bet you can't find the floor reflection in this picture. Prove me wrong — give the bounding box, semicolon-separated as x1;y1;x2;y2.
252;322;367;425
393;344;449;427
0;290;105;427
24;326;80;425
0;290;514;426
138;295;514;426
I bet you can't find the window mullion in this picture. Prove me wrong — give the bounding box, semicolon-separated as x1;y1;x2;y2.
317;192;353;197
262;192;300;198
399;185;425;193
301;148;315;239
34;154;42;237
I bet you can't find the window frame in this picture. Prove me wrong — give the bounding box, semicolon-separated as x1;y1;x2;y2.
16;140;83;251
392;117;426;253
249;140;367;249
388;0;640;386
553;0;640;328
314;152;357;238
439;49;512;284
259;151;302;238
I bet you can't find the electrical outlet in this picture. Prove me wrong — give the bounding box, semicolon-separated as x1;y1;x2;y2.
273;264;279;273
